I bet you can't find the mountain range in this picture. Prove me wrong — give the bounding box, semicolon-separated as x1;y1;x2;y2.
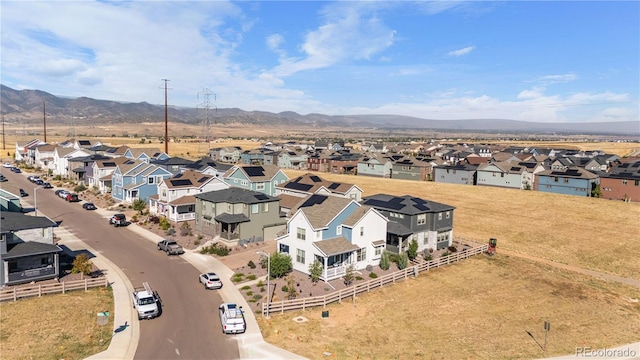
1;84;637;136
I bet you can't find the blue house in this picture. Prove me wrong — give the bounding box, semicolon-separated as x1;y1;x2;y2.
535;167;599;197
111;159;173;203
223;164;289;196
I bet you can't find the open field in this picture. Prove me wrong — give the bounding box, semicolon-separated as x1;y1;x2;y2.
0;287;114;360
1;126;639;358
257;255;640;359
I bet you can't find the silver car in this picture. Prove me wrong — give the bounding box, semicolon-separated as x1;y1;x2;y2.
199;272;222;290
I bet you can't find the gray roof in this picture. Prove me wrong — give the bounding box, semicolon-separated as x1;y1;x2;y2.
313;237;360;257
0;212;58;233
361;194;455;215
214;213;250;224
387;221;413;236
5;242;62;259
194;187;278;204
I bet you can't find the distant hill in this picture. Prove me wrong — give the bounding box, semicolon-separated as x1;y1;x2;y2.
1;84;637;136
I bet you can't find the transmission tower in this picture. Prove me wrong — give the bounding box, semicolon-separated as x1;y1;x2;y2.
197;88;216;157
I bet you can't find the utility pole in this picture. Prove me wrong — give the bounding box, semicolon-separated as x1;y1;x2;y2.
43;100;47;142
2;114;5;151
162;79;170;154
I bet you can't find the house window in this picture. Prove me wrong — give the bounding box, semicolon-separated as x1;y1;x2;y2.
162;189;166;197
438;213;442;220
437;231;449;243
360;227;364;236
446;211;450;219
375;247;382;256
622;179;628;185
263;203;269;212
357;248;366;262
336;226;342;235
500;173;504;178
251;204;259;214
297;227;306;241
241;180;248;186
317;230;322;239
554;177;559;182
635;180;639;186
564;178;569;183
296;249;306;264
148;176;154;184
417;214;426;225
256;183;265;190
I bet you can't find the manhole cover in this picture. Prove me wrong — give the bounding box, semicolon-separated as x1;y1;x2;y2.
292;316;308;323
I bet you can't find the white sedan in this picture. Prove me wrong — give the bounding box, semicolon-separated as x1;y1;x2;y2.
199;272;222;290
3;163;13;168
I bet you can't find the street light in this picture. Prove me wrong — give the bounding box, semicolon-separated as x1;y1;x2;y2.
34;186;43;216
256;251;270;319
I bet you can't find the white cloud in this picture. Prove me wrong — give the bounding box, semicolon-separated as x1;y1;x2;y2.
447;46;475;57
517;87;545;99
534;73;578;85
266;34;285;53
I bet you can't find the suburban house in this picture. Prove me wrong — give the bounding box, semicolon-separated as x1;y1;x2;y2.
111;159;173;203
209;147;242;164
307;152;331;172
433;164;478;185
361;194;455;254
223;164;289;197
357;155;393;178
328;152;361;175
67;154;112;184
599;161;640;202
476;162;528;189
149;170;230;222
276;194;388;282
517;161;547;190
123;147;169;163
73;139;102;151
390;156;434;181
0;211;61;287
535;167;600;197
52;147;91;177
33;144;57;171
151;156;195;175
193;188;286;244
275;173;363;201
14;139;45;163
88;157;130;193
240;148;275;166
277;150;308;169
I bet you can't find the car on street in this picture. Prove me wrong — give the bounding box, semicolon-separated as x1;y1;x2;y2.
19;188;28;197
42;182;53;189
0;175;7;182
3;163;13;168
199;272;223;290
109;213;127;227
11;167;21;173
65;193;80;202
218;303;246;334
28;175;41;183
157;239;185;255
34;179;45;186
82;202;97;210
56;190;70;199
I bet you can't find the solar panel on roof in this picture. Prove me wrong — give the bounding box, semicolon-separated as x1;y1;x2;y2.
79;140;91;145
244;166;265;177
103;162;116;167
328;183;340;189
364;198;405;211
510;167;521;171
285;182;313;191
170;179;192;186
198;176;209;183
124;160;135;164
174;173;183;178
300;194;327;208
309;175;322;183
254;194;269;200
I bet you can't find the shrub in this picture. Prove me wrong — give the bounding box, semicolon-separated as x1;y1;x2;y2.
408;239;418;261
71;253;92;276
248;260;256;269
179;222;193;236
448;246;458;253
355;276;363;281
257;280;264;287
232;273;244;283
194;239;201;246
74;184;86;193
247;274;256;281
442;251;450;257
397;253;409;270
369;272;378;279
343;264;355;286
281;285;289;292
199;243;230;256
240;285;251;290
252;294;263;301
380;251;391;271
166;228;176;236
246;291;253;296
308;260;322;283
159;217;171;230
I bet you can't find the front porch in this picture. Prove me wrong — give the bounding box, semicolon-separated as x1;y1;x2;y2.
3;242;62;286
313;237;360;282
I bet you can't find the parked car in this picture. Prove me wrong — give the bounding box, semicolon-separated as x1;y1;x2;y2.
28;175;41;183
11;167;21;173
199;272;222;290
3;163;13;168
34;179;45;186
56;190;70;199
157;239;185;255
0;175;7;182
218;303;246;334
109;213;127;227
65;193;80;202
19;188;28;197
42;182;53;189
82;202;97;210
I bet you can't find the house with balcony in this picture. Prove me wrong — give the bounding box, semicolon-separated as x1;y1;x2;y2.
277;150;308;170
194;188;286;245
276;173;363;202
111;159;173;203
0;211;61;287
433;164;478;185
276;194;388;282
361;194;455;254
476;162;528;189
390;156;434;181
15;139;45;162
328;152;362;175
149;170;230;222
67;154;112;184
209;146;242;164
52;146;91;178
535;167;600;197
223;164;289;196
88;157;130;193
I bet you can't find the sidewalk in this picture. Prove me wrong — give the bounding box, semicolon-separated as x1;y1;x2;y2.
84;207;305;360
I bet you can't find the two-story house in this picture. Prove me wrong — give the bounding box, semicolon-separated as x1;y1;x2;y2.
535;167;600;197
33;144;57;171
277;150;308;170
52;147;91;178
124;147;169;163
276;194;388;282
209;147;242;164
598;161;640;202
390;156;434;181
361;194;455;254
184;157;232;177
194;188;286;245
433;164;478;185
151;156;195;175
476;162;527;189
111;159;173;203
0;211;61;287
149;170;230;222
357;155;393;178
15;139;45;162
275;173;363;210
88;157;130;193
223;164;289;196
328;152;363;175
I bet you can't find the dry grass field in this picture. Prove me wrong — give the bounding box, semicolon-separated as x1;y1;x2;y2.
0;287;114;360
1;125;639;359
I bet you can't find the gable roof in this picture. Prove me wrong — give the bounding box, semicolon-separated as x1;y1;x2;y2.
194;187;277;204
361;194;455;215
0;212;58;233
163;170;215;189
277;173;360;195
293;195;353;229
224;164;282;181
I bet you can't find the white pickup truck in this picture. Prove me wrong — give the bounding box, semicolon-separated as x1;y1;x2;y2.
218;303;246;334
132;282;160;320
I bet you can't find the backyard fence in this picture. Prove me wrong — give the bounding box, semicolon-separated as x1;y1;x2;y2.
0;277;109;302
262;243;489;317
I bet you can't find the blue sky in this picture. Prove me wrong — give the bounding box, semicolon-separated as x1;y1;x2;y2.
1;1;638;123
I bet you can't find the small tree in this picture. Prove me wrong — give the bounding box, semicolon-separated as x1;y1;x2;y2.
408;239;418;261
591;184;601;198
397;253;409;270
308;260;322;284
343;263;355;286
179;222;192;236
72;253;93;279
285;275;298;300
133;199;147;215
269;252;293;279
379;250;391;270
